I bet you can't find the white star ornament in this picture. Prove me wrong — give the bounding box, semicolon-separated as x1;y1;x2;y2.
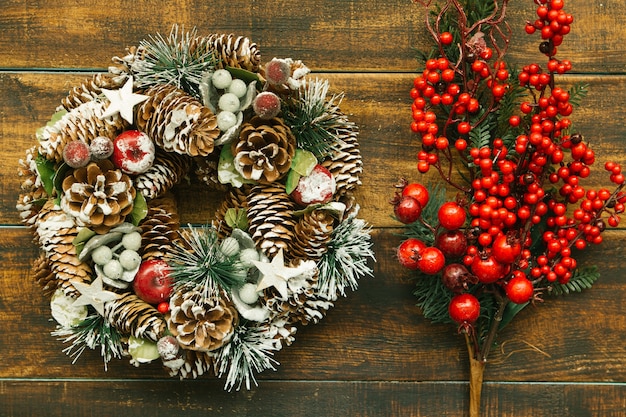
100;76;149;124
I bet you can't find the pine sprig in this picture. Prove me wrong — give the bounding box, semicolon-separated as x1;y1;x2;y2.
130;25;216;97
214;321;282;391
52;314;124;370
283;78;347;159
413;273;455;324
169;225;248;299
547;265;600;296
317;209;375;300
568;82;589;107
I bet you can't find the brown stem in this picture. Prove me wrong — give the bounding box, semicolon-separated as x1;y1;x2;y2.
465;333;486;417
479;292;508;361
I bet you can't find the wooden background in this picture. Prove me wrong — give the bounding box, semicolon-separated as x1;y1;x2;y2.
1;1;625;415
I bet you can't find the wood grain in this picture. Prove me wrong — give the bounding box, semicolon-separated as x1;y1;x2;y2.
1;0;625;416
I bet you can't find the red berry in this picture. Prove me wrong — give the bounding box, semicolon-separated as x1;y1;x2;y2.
441;263;475;293
492;234;522;264
471;255;507;283
63;140;91;168
397;238;427;270
157;301;170;314
401;182;430;208
435;230;468;258
264;58;291;85
394;196;423;224
438;202;467;230
448;293;481;324
417;247;446;275
505;276;534;304
440;31;454;45
253;92;281;119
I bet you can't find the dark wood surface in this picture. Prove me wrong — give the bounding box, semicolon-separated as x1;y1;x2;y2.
1;1;625;416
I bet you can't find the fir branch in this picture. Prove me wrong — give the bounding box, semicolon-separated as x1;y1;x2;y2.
568;82;589;107
413;273;455;324
214;321;282;391
283;78;348;159
168;225;248;299
130;25;216;97
546;265;600;296
52;314;124;370
468;113;494;150
317;210;375;300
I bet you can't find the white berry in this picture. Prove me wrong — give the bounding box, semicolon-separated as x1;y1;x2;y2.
122;232;142;251
91;245;113;265
217;111;238;131
212;69;232;89
119;249;141;271
239;283;260;304
218;93;240;113
239;248;260;267
228;79;248;98
103;259;123;280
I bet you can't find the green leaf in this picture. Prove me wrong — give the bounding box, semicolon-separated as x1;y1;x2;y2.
285;169;301;195
35;155;56;196
225;208;248;230
129;192;148;225
499;300;528;330
291;149;318;176
226;66;261;85
72;228;97;256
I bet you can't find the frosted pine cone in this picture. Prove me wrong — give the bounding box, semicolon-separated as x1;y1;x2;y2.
288;209;335;262
139;194;181;261
60;160;135;234
134;149;192;200
61;73;126;111
168;290;238;352
16;146;47;227
136;84;219;157
104;293;167;342
38;100;127;163
232;116;296;183
207;33;261;72
320;107;362;196
35;201;92;297
246;183;296;257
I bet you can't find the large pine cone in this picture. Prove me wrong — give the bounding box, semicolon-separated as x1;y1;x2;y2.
168;290;238;352
134;149;192;200
206;33;261;72
103;293;167;342
136;84;219;157
232;116;296;183
31;253;57;298
246;183;296;257
139;194;181;261
35;201;92;297
60;160;135;234
38;100;127;163
320;106;362;196
288;209;335;262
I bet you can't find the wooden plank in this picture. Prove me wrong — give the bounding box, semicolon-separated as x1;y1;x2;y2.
1;379;625;417
2;72;626;227
2;226;625;383
0;1;625;73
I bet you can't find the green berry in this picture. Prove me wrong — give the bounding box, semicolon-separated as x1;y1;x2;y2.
122;232;142;251
118;249;141;271
92;245;113;265
103;259;123;280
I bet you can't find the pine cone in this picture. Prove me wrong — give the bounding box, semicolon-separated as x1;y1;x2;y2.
103;293;167;342
263;260;332;326
38;100;127;163
134;148;192;200
168;290;238;352
232;116;296;183
246;183;296;258
213;186;250;238
32;253;57;298
60;160;136;234
139;194;181;261
193;153;225;190
61;73;126;111
166;349;215;379
35;201;92;297
288;209;335;262
135;84;219;157
320;107;362;196
206;33;261;72
16;146;47;228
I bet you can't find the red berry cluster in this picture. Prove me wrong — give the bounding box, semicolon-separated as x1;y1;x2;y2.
397;0;625;328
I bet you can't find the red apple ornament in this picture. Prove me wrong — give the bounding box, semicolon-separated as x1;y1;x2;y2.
133;259;172;304
291;164;336;206
112;130;155;174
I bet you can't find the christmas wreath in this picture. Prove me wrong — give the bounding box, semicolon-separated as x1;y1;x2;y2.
16;26;374;390
393;0;624;416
